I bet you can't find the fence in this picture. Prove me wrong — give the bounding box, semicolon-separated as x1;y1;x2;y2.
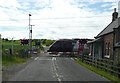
79;55;120;78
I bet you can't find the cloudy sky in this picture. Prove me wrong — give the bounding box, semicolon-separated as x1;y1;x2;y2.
0;0;120;40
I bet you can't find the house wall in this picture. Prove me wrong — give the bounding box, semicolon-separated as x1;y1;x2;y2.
114;48;120;65
114;26;120;65
87;40;103;60
93;42;102;59
103;33;114;60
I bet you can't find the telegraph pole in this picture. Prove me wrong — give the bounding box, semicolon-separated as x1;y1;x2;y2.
29;14;35;52
29;14;31;52
30;25;35;51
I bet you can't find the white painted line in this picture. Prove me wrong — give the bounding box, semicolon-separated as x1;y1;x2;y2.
55;57;56;60
52;57;62;82
75;58;77;60
52;55;56;56
38;59;51;60
52;57;54;61
56;73;59;77
71;58;74;61
34;57;39;60
52;57;56;61
58;78;61;82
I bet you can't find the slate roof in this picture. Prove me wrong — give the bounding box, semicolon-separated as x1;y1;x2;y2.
96;17;120;38
87;38;101;44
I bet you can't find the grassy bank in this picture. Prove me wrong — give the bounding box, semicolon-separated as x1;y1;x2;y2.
2;40;30;66
2;55;27;66
76;58;120;83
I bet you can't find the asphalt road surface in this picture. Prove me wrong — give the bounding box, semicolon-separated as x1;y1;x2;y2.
8;53;110;82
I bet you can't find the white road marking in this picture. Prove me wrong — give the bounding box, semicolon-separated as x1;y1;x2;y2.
34;57;39;60
58;78;61;82
55;57;56;60
52;57;62;82
52;57;54;61
56;73;59;77
52;57;56;61
35;57;51;61
71;58;74;61
75;58;77;60
38;59;51;60
52;55;57;56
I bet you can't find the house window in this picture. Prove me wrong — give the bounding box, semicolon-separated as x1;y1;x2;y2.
104;42;110;58
105;43;107;55
107;43;110;55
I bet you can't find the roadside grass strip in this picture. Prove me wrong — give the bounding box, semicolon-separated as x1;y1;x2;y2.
2;55;26;66
76;58;120;83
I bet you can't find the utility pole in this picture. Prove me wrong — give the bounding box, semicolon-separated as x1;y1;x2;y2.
29;14;31;52
30;25;35;51
29;14;35;53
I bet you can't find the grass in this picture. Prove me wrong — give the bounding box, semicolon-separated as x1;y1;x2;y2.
2;55;26;66
2;40;30;66
76;58;120;83
2;39;44;66
2;40;29;51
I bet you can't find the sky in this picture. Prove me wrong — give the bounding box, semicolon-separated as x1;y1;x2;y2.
0;0;120;40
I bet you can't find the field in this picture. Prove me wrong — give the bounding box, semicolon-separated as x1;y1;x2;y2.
2;39;54;66
2;40;30;66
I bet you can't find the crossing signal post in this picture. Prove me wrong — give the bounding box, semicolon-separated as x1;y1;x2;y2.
30;25;35;52
29;14;31;52
29;14;35;53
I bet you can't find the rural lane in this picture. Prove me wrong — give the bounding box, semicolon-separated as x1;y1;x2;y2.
6;53;110;82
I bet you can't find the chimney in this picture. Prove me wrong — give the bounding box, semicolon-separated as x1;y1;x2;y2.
112;8;118;22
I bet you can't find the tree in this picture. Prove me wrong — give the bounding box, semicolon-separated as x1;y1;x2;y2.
5;38;9;41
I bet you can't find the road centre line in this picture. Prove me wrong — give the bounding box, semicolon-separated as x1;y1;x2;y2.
71;58;74;61
34;57;39;60
52;57;62;82
52;57;56;61
34;57;51;61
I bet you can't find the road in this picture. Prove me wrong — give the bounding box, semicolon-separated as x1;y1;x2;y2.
7;52;109;82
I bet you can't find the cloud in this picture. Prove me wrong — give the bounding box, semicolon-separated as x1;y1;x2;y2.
17;0;52;11
0;0;119;40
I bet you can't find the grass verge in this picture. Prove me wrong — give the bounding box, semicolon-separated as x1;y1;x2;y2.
76;58;120;83
2;55;27;66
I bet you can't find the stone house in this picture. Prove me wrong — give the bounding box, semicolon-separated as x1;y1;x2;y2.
88;8;120;65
